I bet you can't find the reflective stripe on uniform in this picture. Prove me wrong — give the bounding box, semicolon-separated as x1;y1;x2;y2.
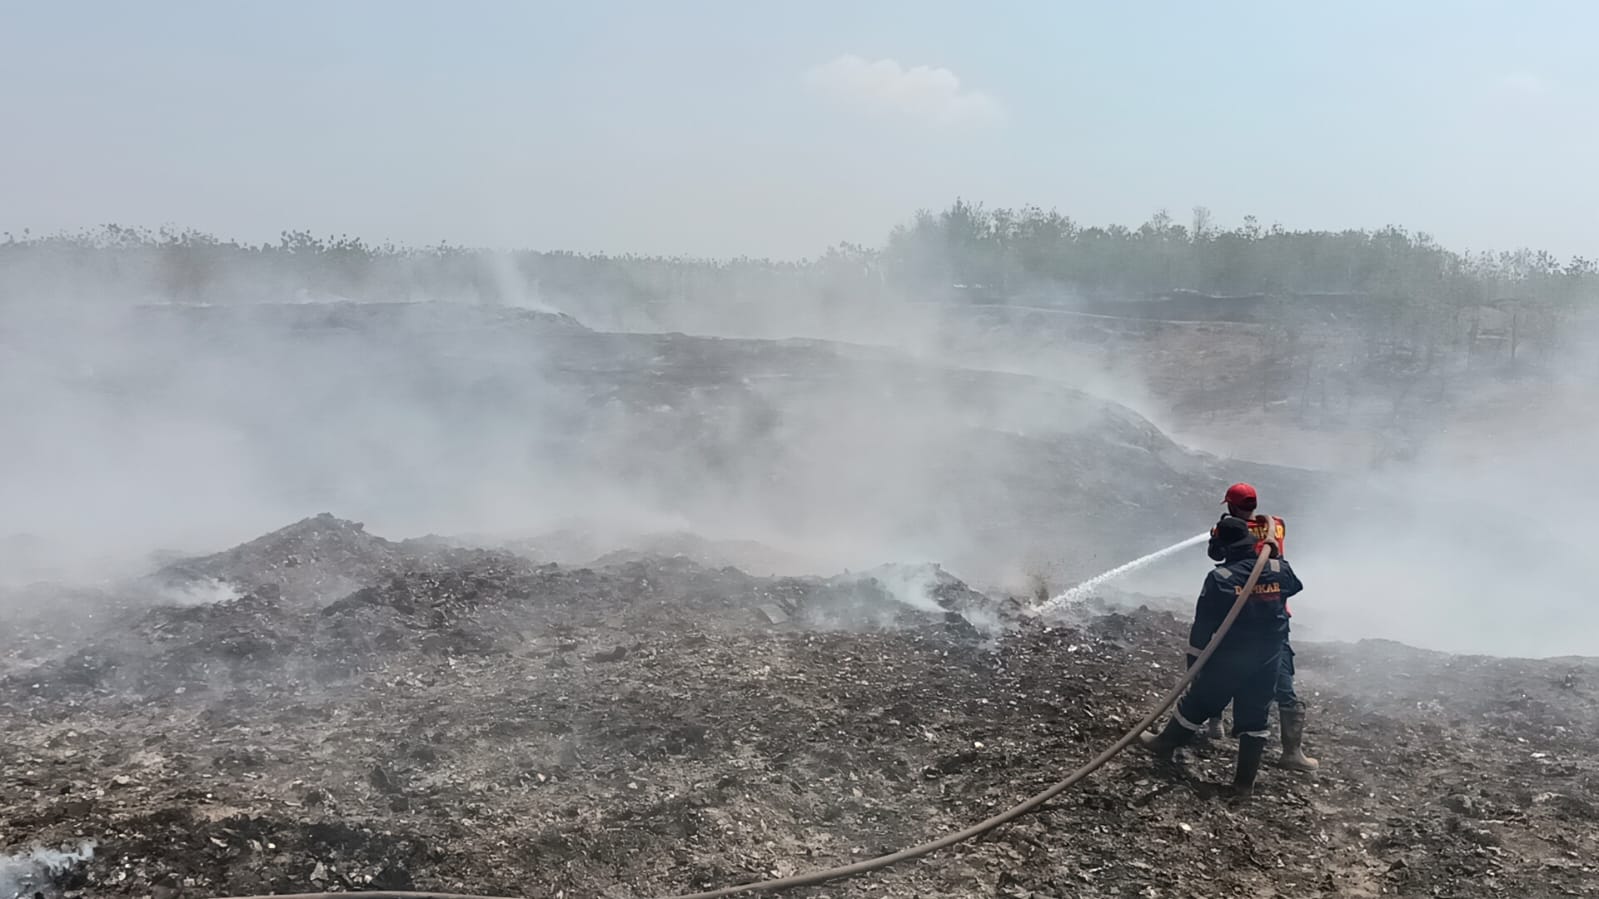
1239;728;1270;738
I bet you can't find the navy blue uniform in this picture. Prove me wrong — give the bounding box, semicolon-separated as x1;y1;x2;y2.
1176;555;1303;737
1276;643;1298;709
1201;512;1299;711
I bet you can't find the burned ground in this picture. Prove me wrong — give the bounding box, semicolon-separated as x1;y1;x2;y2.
2;517;1596;898
2;302;1313;595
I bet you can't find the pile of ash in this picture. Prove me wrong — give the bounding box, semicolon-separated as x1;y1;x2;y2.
155;513;410;605
2;516;1598;898
5;520;1014;706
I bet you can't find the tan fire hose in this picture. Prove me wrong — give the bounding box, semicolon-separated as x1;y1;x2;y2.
208;540;1276;899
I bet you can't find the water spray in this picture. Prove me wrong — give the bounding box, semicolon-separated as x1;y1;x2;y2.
1032;532;1209;616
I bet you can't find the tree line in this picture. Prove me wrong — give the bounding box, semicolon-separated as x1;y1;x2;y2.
880;201;1595;309
3;204;1593;321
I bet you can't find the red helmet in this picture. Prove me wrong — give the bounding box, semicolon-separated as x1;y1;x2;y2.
1223;482;1258;512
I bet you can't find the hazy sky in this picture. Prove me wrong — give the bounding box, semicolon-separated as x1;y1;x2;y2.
3;1;1594;259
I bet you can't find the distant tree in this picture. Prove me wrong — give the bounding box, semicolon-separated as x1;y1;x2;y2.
1;203;1592;368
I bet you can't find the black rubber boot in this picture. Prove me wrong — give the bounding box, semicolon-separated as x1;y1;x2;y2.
1137;719;1196;759
1228;735;1268;800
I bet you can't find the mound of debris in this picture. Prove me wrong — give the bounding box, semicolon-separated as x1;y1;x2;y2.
572;531;825;578
155;514;409;604
1;521;1596;899
8;527;1008;712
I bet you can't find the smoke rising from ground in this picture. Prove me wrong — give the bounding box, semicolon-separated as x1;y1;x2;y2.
0;250;1181;606
1117;366;1599;658
1291;395;1599;658
2;228;1595;659
0;841;95;898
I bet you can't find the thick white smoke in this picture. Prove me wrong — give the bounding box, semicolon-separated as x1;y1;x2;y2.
0;842;96;899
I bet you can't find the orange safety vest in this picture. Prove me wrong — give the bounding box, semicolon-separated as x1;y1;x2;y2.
1251;515;1289;616
1211;513;1291;615
1210;513;1286;556
1246;514;1286;557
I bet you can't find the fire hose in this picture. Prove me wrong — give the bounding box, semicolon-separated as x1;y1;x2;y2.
211;539;1276;899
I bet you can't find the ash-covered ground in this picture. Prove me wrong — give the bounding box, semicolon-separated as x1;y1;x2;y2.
3;516;1596;899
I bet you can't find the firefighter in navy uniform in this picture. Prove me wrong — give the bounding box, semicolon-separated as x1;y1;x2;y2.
1198;483;1319;772
1140;515;1304;798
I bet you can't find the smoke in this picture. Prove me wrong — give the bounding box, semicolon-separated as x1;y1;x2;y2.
817;562;1006;637
1287;400;1599;658
3;227;1594;661
847;563;948;615
0;842;95;899
1112;360;1599;658
0;242;1187;604
151;576;244;608
484;251;563;316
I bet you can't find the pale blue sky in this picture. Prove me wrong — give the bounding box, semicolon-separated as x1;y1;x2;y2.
2;1;1594;259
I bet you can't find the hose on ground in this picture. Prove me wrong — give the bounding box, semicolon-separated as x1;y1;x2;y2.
208;540;1275;899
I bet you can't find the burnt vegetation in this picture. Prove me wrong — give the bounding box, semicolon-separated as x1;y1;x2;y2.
2;205;1596;897
1;516;1597;898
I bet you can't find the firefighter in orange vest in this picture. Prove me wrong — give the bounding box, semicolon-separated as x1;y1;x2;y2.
1195;483;1318;772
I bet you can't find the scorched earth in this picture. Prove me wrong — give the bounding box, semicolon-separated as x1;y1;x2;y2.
2;516;1597;898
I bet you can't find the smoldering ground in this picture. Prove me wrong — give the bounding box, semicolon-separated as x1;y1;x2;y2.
2;233;1598;899
0;237;1243;611
2;230;1595;659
